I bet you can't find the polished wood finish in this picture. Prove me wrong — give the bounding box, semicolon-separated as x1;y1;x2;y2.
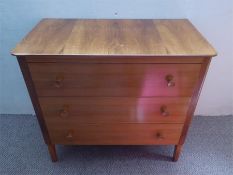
171;59;212;162
179;58;212;145
12;19;216;56
48;144;58;162
28;63;201;97
48;123;183;145
16;57;51;145
12;19;216;162
173;144;182;162
39;97;190;124
25;56;205;63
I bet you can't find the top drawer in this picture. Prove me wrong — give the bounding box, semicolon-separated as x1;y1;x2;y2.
28;63;201;97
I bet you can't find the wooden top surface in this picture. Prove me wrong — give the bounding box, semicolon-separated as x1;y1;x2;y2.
12;19;217;56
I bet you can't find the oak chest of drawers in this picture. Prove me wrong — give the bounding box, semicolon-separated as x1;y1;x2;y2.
12;19;216;162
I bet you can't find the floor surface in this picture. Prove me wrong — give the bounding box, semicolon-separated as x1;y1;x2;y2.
0;115;232;175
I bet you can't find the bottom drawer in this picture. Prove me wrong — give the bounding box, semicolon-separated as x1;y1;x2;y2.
48;123;183;145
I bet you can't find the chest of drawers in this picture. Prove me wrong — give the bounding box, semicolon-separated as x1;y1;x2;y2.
12;19;216;162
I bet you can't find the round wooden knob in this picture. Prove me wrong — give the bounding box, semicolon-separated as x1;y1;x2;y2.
156;132;164;139
160;105;169;116
66;131;73;140
53;75;64;88
59;105;69;118
165;74;175;87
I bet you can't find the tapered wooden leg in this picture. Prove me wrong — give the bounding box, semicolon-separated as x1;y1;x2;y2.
173;144;182;162
47;144;58;162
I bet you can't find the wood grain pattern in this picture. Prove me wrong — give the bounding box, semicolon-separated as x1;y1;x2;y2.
25;56;205;63
12;19;216;56
12;19;217;162
28;63;202;97
178;58;212;145
48;123;183;145
16;56;51;145
39;97;190;124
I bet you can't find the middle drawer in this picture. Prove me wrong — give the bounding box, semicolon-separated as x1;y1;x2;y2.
39;97;190;124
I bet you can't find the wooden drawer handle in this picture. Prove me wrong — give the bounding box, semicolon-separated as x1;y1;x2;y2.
66;131;73;140
59;105;69;118
160;105;170;116
156;132;164;139
53;75;64;88
165;74;175;87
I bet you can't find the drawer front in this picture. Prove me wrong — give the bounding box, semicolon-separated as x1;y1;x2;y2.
48;123;183;145
29;63;201;97
40;97;190;124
